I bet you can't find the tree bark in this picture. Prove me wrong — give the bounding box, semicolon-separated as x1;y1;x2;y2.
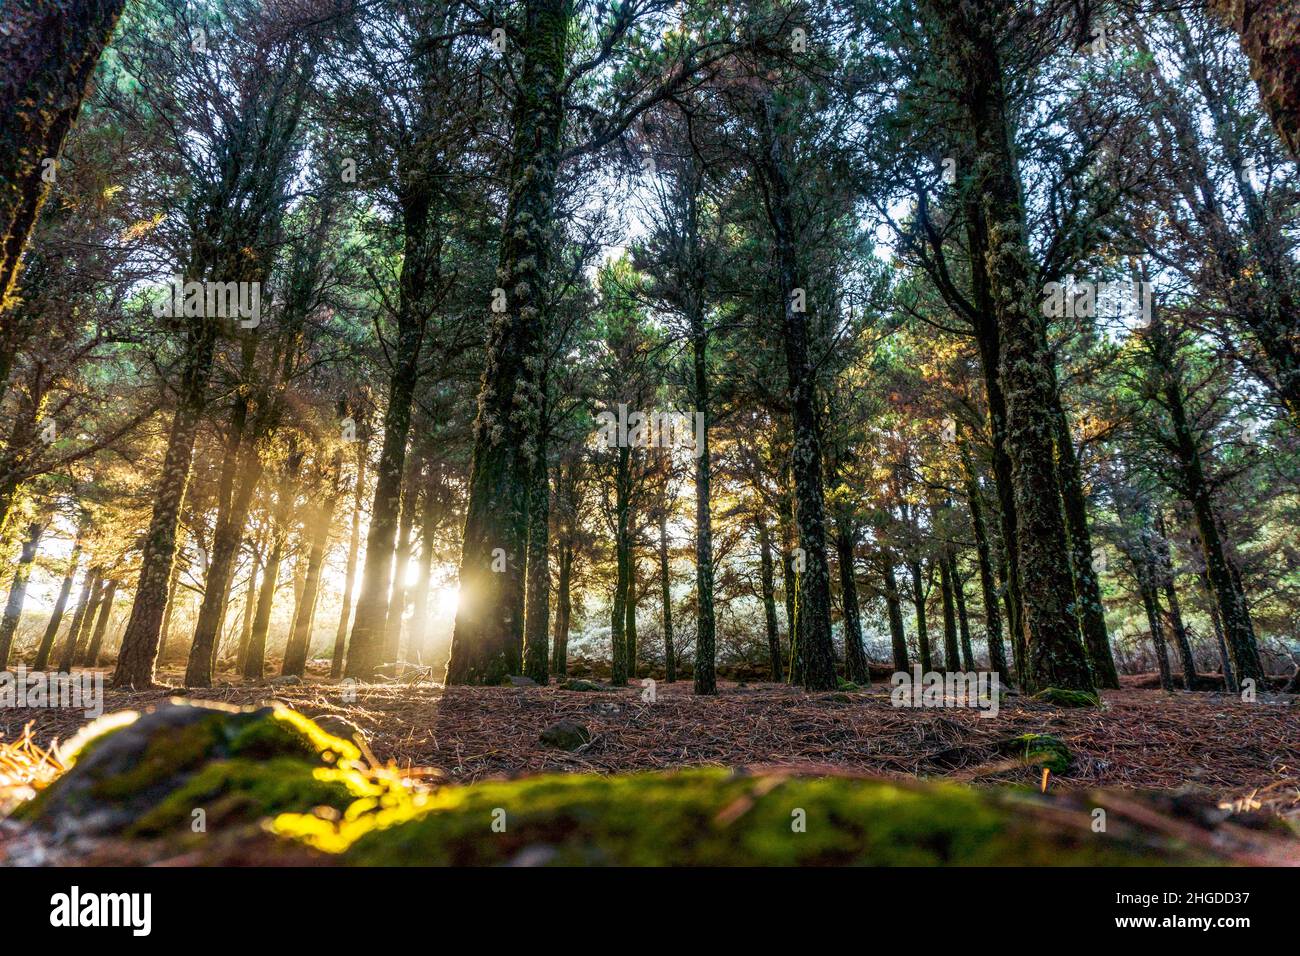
958;437;1008;681
282;449;342;676
0;519;44;667
909;560;932;673
1209;0;1300;164
938;548;962;672
658;511;676;683
757;517;783;682
761;101;836;692
382;452;422;666
1052;401;1119;688
881;553;909;672
609;446;631;687
0;0;127;320
925;0;1093;692
551;542;572;677
447;0;568;685
243;447;302;680
33;535;80;669
81;577;117;667
332;438;366;677
523;449;551;684
836;523;869;684
56;566;98;672
949;552;976;671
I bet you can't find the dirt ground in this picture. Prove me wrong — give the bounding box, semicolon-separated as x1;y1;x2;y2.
4;667;1297;821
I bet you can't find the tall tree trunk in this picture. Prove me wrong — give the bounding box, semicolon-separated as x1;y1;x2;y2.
69;574;106;667
658;511;676;683
836;523;869;684
0;0;127;321
1154;512;1196;690
33;535;80;670
156;555;183;666
382;453;422;666
926;0;1092;692
609;446;631;687
56;566;99;672
81;578;118;667
757;517;782;682
909;560;932;673
447;0;568;685
113;316;218;688
1200;566;1236;692
1157;336;1264;683
410;470;440;667
881;554;909;672
691;307;716;696
0;519;44;667
282;450;342;676
332;439;366;678
949;552;976;671
1140;578;1174;692
243;448;302;680
1053;401;1119;688
938;549;961;672
958;437;1008;680
551;542;572;677
624;548;638;679
761;101;836;692
523;449;551;684
236;552;260;675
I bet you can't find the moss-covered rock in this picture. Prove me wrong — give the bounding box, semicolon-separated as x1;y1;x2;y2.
14;699;360;839
1002;733;1072;774
558;679;605;692
1032;687;1101;708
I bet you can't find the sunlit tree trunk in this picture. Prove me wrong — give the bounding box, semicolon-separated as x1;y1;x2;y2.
757;516;782;682
282;448;342;676
332;439;366;678
625;547;638;679
81;578;117;667
0;519;44;667
609;445;631;687
382;453;422;666
33;533;80;670
56;566;99;672
243;447;302;680
447;0;568;685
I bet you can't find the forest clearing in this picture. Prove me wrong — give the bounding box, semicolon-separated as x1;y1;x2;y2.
2;0;1300;899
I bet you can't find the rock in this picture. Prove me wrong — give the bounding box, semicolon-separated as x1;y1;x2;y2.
503;675;538;687
15;699;361;839
1032;687;1100;708
559;679;604;692
539;720;592;751
269;675;303;686
1000;733;1072;774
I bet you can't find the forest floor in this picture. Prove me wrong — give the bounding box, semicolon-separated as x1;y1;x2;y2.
5;667;1298;823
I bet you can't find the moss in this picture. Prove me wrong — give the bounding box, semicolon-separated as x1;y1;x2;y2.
294;768;1215;866
837;679;861;692
1005;734;1072;774
558;679;605;692
1033;687;1101;708
126;757;365;838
